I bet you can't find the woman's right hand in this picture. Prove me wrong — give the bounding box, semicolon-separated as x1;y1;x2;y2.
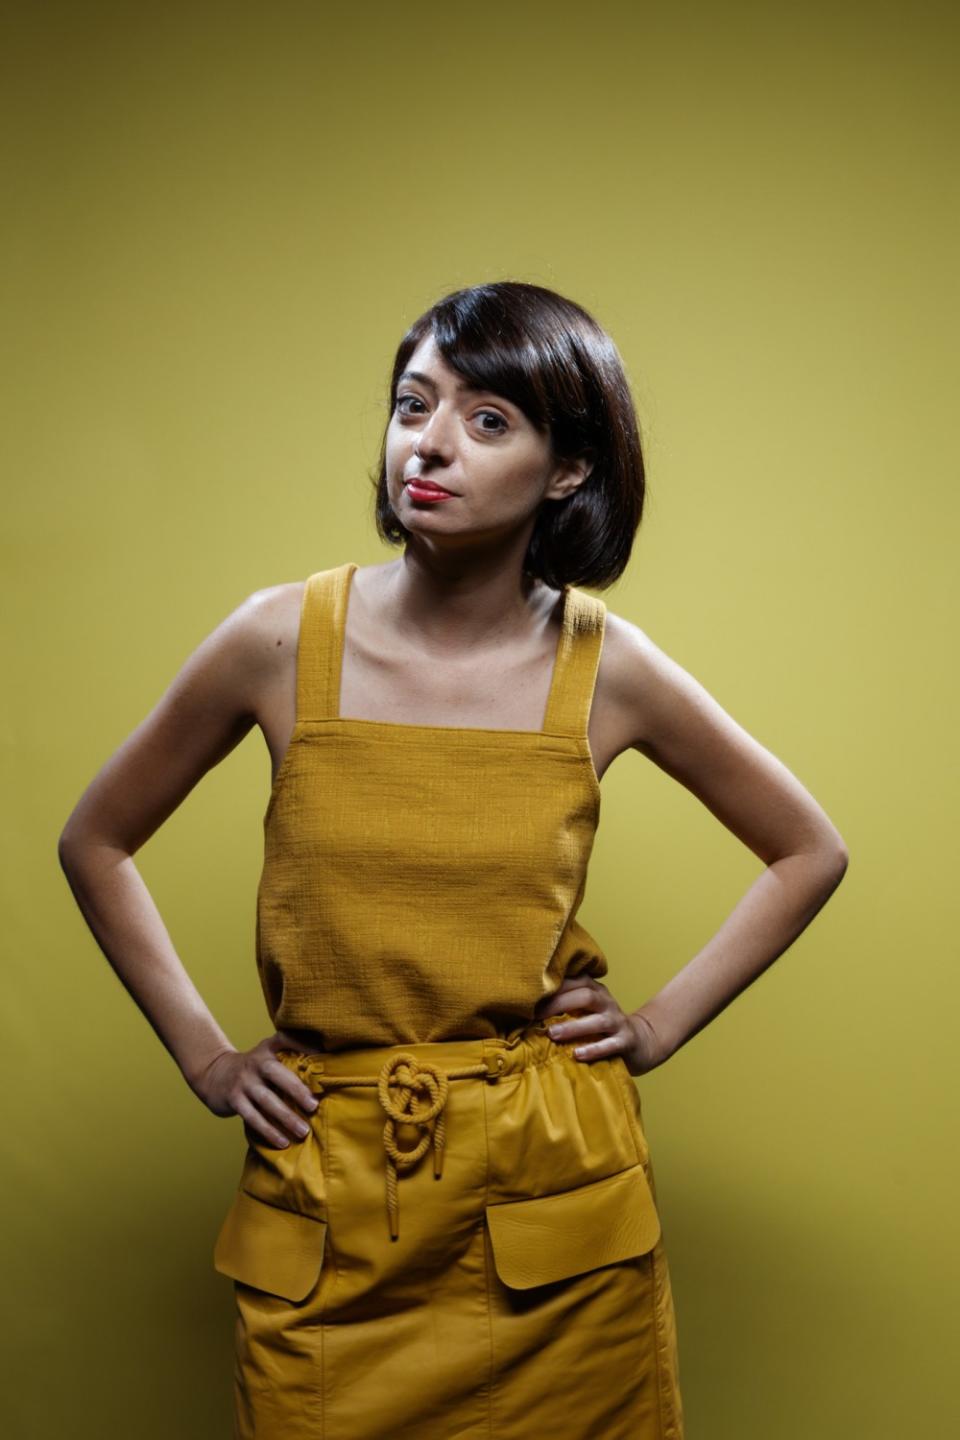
191;1032;320;1148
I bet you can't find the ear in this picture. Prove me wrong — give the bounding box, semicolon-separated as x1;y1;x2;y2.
545;451;594;502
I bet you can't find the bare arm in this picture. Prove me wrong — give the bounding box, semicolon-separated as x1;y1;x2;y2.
543;619;849;1072
57;585;318;1144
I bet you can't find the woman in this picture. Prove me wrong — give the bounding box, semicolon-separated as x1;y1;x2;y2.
58;281;848;1439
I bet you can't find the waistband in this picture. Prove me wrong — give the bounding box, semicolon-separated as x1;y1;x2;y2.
273;1011;580;1242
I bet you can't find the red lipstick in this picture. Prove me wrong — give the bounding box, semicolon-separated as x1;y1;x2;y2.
406;479;455;502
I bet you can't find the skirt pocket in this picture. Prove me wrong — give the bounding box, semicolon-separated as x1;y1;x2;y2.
212;1086;328;1303
213;1189;328;1302
483;1049;663;1289
485;1159;661;1289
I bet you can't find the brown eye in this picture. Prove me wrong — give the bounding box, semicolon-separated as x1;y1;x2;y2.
477;410;507;433
396;395;426;415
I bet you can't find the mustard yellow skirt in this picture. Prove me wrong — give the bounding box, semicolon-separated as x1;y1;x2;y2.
213;1013;684;1438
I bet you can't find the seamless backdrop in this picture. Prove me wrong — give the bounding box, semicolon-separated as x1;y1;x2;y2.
3;2;957;1436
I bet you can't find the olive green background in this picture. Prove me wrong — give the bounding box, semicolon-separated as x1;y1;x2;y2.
4;1;956;1435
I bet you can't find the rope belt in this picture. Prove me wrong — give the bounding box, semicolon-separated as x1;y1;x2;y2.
307;1050;507;1241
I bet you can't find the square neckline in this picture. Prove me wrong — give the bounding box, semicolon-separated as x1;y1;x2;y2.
331;560;572;740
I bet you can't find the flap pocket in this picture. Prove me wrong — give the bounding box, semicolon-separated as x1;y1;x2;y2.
213;1189;328;1303
485;1161;661;1290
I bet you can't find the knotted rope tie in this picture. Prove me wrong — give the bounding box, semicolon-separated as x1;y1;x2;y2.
307;1052;504;1240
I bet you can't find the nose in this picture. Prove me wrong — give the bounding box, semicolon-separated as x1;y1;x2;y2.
413;406;456;463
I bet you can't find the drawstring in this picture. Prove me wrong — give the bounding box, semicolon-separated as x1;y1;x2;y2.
303;1051;506;1240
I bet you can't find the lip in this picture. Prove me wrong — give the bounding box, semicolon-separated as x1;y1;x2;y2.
405;478;455;497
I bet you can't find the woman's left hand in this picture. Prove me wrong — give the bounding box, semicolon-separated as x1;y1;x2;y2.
534;975;665;1076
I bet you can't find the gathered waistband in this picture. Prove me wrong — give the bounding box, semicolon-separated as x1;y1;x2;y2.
273;1011;581;1241
277;1010;579;1078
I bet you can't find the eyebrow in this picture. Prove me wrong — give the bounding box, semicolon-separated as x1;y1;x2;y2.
398;369;491;396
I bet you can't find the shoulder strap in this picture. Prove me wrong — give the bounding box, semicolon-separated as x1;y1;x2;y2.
542;584;607;738
295;562;356;722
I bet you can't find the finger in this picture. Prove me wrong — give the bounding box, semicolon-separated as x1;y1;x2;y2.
234;1094;295;1150
545;1011;616;1045
261;1055;319;1116
535;975;589;1007
247;1078;316;1143
540;985;601;1018
565;1035;627;1063
552;975;600;995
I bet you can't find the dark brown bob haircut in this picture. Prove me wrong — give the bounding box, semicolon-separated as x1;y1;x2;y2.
371;281;645;591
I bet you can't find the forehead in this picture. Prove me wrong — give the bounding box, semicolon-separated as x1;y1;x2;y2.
401;333;492;396
404;332;446;373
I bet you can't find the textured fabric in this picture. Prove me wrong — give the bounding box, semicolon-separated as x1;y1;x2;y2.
255;560;611;1049
214;559;685;1436
214;1020;684;1439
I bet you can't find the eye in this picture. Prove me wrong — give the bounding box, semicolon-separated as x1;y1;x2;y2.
476;409;508;434
396;394;426;416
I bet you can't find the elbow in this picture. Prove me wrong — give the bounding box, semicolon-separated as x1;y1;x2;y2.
790;830;848;890
809;814;849;883
783;827;849;883
57;828;78;874
57;817;87;873
58;820;131;873
824;834;850;887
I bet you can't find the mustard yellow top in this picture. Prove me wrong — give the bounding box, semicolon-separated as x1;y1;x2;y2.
255;561;610;1050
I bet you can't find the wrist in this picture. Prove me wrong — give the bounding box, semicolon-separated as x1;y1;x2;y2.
630;1006;675;1070
182;1041;238;1093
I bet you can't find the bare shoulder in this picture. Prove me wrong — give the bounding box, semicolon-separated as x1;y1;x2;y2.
597;603;756;777
57;578;308;853
151;578;308;725
597;602;848;866
596;607;694;757
241;579;307;679
128;575;309;736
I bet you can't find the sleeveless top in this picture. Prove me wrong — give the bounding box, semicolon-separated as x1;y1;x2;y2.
255;561;610;1050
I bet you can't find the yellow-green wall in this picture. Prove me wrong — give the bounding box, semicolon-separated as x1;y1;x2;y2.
5;1;955;1434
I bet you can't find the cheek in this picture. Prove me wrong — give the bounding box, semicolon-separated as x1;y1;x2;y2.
478;462;546;512
385;421;401;451
469;452;544;504
384;427;409;470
